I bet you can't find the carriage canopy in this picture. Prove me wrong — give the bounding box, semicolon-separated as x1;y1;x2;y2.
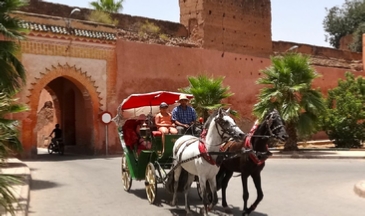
116;91;193;121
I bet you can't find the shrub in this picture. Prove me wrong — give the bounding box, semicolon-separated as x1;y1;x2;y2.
322;72;365;148
159;33;169;41
138;21;160;37
87;10;119;26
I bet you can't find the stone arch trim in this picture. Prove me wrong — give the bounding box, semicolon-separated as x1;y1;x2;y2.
24;63;102;154
26;63;103;113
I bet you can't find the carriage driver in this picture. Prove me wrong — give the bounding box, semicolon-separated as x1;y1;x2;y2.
171;94;200;135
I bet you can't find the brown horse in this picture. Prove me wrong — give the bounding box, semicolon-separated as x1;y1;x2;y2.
216;109;288;215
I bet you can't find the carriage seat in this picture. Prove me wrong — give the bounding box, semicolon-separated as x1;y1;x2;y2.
149;116;162;137
152;131;162;137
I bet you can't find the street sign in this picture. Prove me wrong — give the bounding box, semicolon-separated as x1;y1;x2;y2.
100;111;112;156
101;111;112;125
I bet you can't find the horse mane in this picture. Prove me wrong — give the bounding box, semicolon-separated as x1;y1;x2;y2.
203;109;219;129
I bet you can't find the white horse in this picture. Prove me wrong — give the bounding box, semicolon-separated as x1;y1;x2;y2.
171;108;245;215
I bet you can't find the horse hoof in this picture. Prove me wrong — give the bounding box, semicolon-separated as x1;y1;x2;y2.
224;207;232;214
186;211;193;216
199;207;209;216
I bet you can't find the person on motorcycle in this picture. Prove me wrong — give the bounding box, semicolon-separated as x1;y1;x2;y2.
49;124;62;145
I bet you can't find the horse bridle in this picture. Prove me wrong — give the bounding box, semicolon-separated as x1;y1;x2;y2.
266;112;285;138
214;113;241;142
250;112;284;139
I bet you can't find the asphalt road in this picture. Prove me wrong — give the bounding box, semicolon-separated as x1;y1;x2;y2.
24;148;365;216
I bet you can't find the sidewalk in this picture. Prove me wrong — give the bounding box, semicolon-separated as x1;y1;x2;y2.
0;158;30;216
271;149;365;159
1;150;364;216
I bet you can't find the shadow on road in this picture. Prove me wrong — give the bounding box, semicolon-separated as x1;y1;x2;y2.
30;179;61;191
22;148;121;162
126;187;269;216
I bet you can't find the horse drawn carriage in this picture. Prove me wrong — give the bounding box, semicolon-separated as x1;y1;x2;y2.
114;91;203;204
114;90;289;215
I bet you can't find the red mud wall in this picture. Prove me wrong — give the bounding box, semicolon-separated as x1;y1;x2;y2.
179;0;272;57
273;41;362;61
115;40;355;127
23;0;188;37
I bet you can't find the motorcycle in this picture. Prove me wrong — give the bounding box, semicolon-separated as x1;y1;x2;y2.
48;137;64;155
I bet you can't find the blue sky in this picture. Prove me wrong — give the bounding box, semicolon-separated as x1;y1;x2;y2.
44;0;346;48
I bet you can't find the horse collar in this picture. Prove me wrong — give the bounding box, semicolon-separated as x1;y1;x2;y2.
249;153;267;166
198;138;217;166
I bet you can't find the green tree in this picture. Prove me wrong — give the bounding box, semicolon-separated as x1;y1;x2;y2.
253;53;326;151
322;72;365;148
0;93;25;159
0;0;28;93
349;23;365;52
323;0;365;50
90;0;124;13
179;74;235;121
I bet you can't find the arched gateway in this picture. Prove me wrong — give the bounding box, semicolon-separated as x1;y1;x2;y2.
21;64;102;158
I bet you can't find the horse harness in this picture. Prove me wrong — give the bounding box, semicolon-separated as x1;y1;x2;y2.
245;113;284;165
173;129;219;167
172;114;244;170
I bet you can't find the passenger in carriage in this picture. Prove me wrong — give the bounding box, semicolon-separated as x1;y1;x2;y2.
155;102;178;148
155;102;178;135
134;114;152;154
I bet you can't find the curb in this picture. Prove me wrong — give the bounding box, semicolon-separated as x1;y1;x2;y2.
271;155;365;159
354;180;365;198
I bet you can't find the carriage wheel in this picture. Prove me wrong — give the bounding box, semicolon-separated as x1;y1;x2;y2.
121;154;132;191
145;162;157;204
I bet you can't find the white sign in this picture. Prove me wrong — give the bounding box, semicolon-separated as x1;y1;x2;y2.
101;112;112;124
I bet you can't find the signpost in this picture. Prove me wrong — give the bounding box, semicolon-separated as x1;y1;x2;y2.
101;111;112;156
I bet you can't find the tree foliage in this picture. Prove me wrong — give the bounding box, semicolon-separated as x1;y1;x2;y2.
349;23;365;52
253;53;326;151
323;0;365;50
0;1;28;214
89;0;124;13
322;72;365;148
179;74;235;121
0;0;28;93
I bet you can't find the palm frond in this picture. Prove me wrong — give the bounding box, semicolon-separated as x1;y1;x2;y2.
0;174;24;215
254;53;325;144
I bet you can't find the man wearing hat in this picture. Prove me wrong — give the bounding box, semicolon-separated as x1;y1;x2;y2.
171;94;198;135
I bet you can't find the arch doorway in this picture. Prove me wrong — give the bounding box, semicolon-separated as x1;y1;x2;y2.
35;77;93;153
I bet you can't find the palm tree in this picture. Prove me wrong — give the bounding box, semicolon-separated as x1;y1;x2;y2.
0;92;26;159
0;92;27;214
253;53;326;151
0;0;28;94
90;0;124;13
179;74;235;121
0;1;28;214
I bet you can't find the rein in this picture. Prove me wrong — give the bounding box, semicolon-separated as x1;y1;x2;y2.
213;114;240;145
246;112;285;165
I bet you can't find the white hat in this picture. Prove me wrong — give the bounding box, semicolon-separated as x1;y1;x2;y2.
178;94;189;102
